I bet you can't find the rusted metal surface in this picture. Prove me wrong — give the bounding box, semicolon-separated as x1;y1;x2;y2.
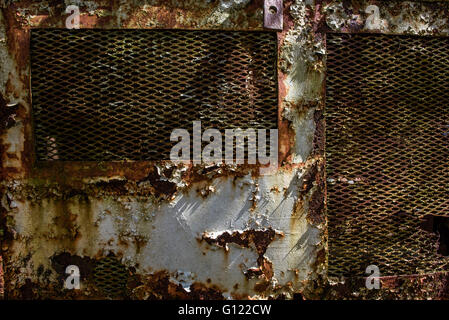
316;272;449;300
0;255;4;299
1;0;447;300
315;0;449;298
326;32;449;277
31;29;278;161
323;0;449;36
0;0;326;300
201;228;284;285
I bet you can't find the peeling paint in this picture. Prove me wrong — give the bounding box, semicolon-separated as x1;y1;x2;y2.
0;0;327;300
2;0;444;301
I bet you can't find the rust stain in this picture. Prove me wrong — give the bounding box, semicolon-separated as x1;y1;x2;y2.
202;228;283;281
276;1;296;166
78;14;101;28
2;8;29;71
202;228;282;256
0;255;3;299
276;0;322;168
139;165;178;199
0;1;285;185
0;0;325;300
155;7;179;28
299;162;318;197
130;270;225;300
306;161;325;225
0;93;19;179
0;184;13;298
0;94;17;134
278;72;294;166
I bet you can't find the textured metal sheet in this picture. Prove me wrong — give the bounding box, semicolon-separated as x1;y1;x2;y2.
30;29;278;161
326;33;449;277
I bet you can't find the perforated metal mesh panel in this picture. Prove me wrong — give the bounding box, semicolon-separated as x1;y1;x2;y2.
31;29;278;161
326;33;449;277
93;257;129;297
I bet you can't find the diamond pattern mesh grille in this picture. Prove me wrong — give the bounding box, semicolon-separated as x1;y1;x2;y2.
31;29;278;161
93;257;129;297
326;33;449;277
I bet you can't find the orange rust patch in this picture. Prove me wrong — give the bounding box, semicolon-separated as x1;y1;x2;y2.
306;161;324;225
3;10;29;68
0;94;20;179
277;3;296;166
79;14;100;28
155;7;179;28
202;228;283;280
253;279;270;293
130;270;225;300
202;228;283;256
29;15;47;25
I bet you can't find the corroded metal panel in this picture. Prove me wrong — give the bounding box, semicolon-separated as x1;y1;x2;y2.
0;0;326;300
2;0;449;301
9;0;449;301
31;29;278;161
326;33;449;277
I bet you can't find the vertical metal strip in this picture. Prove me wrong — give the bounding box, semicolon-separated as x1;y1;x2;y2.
264;0;283;31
